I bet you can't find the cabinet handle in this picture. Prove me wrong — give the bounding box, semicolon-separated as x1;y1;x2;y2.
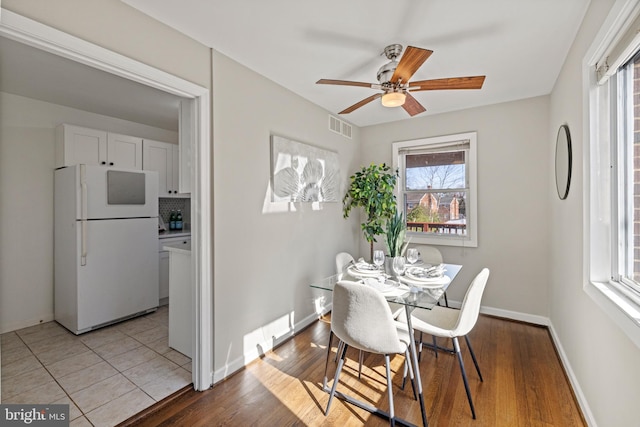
101;161;106;165
109;162;114;166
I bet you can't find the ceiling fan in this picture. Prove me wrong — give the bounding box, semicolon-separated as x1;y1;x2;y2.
317;44;486;117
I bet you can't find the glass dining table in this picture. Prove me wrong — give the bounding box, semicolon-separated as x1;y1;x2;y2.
309;263;463;427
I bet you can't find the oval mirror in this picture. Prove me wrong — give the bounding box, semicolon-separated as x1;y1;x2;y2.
555;124;572;200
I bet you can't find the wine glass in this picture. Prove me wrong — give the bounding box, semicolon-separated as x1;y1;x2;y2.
406;248;419;265
392;256;406;277
373;250;385;270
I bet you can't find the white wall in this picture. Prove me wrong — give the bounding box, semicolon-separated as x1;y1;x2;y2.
0;92;178;332
360;96;551;319
548;0;640;425
211;50;361;377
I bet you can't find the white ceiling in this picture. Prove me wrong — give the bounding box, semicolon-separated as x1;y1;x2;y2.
0;36;182;131
123;0;591;127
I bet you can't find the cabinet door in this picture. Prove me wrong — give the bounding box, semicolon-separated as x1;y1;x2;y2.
107;133;143;170
171;144;190;196
143;139;173;196
56;124;107;168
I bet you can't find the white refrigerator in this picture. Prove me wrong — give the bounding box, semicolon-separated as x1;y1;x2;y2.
54;164;159;334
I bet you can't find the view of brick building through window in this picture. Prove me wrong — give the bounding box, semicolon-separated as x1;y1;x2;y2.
404;151;467;235
634;57;640;282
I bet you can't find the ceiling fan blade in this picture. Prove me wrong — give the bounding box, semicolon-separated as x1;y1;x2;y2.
339;93;382;114
316;79;376;88
390;46;433;84
410;76;486;91
402;93;426;116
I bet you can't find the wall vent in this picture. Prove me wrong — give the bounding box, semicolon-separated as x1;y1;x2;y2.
328;115;353;139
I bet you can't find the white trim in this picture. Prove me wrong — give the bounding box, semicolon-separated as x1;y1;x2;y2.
583;0;640;351
0;9;214;390
548;322;598;427
212;304;332;383
392;131;478;248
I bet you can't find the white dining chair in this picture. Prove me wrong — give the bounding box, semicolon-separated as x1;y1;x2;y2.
399;268;490;419
333;252;404;378
335;252;355;280
324;280;418;426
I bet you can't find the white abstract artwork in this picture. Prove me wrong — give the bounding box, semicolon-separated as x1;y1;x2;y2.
271;135;340;203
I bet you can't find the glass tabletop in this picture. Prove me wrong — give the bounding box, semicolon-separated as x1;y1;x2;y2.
310;263;462;311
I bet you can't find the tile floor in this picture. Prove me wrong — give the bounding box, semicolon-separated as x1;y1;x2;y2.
0;306;192;427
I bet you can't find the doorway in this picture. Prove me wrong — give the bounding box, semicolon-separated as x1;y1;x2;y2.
0;9;213;391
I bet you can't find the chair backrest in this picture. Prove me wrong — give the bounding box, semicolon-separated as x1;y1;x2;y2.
416;245;443;265
335;252;355;277
452;268;490;336
332;280;405;355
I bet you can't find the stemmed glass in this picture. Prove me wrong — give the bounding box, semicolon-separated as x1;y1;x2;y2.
392;256;406;278
373;250;385;271
406;248;419;265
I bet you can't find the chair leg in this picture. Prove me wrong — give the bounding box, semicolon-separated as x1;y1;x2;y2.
418;331;423;362
464;335;483;381
358;350;364;379
384;354;396;427
443;291;449;307
323;331;335;389
404;350;417;400
432;335;438;358
335;340;344;362
453;337;476;419
325;342;348;415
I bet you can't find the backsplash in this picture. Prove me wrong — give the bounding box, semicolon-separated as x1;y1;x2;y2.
159;198;190;228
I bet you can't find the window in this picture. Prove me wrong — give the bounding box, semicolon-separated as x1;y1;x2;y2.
614;52;640;292
586;0;640;348
392;132;478;247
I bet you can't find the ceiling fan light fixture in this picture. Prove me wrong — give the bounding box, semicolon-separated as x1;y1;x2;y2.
381;91;406;108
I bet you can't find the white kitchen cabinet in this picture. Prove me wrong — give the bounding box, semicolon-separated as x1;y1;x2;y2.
55;124;142;169
164;241;192;357
158;235;191;304
143;139;188;197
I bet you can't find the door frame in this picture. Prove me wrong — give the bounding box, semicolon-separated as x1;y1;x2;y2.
0;9;214;390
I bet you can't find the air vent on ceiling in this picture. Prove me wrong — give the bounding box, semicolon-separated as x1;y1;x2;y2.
328;115;352;139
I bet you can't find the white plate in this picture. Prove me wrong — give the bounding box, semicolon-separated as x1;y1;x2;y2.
399;274;451;289
406;265;445;279
347;264;383;278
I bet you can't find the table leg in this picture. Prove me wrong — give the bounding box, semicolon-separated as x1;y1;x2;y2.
405;305;428;427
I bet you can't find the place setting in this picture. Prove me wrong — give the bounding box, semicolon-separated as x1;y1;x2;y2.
397;248;451;289
347;250;411;296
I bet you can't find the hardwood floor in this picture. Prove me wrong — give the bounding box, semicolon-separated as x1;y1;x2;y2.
120;315;585;426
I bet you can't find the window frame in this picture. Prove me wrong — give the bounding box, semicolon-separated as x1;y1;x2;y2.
585;0;640;349
392;131;478;247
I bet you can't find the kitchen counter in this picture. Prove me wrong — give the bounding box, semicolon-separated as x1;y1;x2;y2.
159;229;191;239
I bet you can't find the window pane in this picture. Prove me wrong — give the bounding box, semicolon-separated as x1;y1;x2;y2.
404;191;467;236
633;54;640;283
405;151;466;190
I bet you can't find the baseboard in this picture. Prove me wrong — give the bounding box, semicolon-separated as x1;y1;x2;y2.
444;300;549;326
212;303;332;384
1;314;55;334
547;322;597;427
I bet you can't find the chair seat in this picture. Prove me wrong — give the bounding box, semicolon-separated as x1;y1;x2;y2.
401;306;460;338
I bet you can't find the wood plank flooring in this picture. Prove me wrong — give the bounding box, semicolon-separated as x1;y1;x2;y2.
120;314;585;427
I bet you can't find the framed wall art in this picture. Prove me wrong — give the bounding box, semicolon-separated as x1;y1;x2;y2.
270;134;340;203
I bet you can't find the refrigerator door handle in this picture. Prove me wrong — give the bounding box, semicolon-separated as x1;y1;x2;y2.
80;164;88;221
80;164;88;266
81;220;87;266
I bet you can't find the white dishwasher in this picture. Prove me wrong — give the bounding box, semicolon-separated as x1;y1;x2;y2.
158;234;191;305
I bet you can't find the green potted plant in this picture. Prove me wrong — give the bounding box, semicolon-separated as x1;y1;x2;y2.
385;210;408;258
343;163;397;262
